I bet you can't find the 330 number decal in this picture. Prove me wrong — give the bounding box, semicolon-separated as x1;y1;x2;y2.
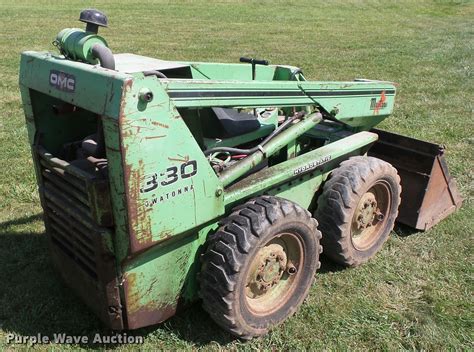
140;160;197;193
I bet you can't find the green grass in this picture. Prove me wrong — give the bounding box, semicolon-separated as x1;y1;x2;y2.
0;0;473;350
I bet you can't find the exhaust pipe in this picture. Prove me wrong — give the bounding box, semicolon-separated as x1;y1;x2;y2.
91;44;115;70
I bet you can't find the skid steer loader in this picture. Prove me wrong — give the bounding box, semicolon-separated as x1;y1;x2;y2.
19;9;462;339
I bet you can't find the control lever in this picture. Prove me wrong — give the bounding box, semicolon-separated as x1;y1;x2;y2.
240;57;269;116
239;57;269;80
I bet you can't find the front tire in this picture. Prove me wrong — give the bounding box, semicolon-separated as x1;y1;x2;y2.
315;156;401;267
200;196;322;339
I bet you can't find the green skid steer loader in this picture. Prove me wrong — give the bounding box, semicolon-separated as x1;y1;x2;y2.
19;9;462;339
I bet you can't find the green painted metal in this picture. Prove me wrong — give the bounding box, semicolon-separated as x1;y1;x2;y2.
19;51;127;117
19;20;399;330
121;222;218;328
225;131;378;206
219;112;323;187
117;75;225;255
163;79;396;128
186;61;277;80
55;28;108;64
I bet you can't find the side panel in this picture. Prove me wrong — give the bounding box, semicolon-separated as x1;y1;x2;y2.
121;223;218;329
102;116;130;263
164;79;396;128
269;174;324;210
118;76;225;254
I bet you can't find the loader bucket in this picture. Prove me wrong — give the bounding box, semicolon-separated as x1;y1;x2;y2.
369;129;462;231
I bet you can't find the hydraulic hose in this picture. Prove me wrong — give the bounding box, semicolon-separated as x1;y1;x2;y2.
143;70;168;79
91;44;115;70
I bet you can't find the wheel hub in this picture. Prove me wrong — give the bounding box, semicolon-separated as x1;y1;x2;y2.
354;192;378;230
350;181;391;251
244;230;306;315
251;244;287;292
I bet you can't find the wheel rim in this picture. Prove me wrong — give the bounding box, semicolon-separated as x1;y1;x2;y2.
245;232;303;315
351;180;391;250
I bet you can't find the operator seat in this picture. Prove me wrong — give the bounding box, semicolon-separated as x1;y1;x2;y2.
212;108;260;137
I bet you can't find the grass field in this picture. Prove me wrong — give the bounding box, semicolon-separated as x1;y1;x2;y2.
0;0;473;350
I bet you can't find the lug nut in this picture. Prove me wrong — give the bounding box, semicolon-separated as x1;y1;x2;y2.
375;210;384;221
287;264;297;275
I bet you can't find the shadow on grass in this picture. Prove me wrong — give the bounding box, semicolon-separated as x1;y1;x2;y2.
316;221;421;273
4;213;410;348
0;213;43;229
318;254;346;274
393;222;420;237
0;214;236;349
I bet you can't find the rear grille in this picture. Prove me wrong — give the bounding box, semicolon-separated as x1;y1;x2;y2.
36;147;113;281
43;176;98;279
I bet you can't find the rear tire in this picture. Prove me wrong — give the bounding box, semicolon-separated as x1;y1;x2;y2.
315;156;401;267
200;196;322;339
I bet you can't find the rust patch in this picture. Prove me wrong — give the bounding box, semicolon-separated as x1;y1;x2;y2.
122;120;154;135
123;272;178;329
124;158;153;252
369;128;462;230
158;230;173;241
144;135;166;140
127;303;177;330
119;79;156;254
168;154;190;163
123;272;139;312
151;121;169;129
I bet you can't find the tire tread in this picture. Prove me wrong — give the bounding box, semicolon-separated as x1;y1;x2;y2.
200;196;322;339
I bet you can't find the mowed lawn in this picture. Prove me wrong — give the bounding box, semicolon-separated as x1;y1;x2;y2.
0;0;472;350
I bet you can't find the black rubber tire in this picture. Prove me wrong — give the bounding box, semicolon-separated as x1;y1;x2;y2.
315;156;401;267
200;196;322;339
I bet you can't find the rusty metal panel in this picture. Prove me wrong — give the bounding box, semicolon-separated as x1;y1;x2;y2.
118;77;225;254
122;272;178;329
120;224;216;330
369;129;462;230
